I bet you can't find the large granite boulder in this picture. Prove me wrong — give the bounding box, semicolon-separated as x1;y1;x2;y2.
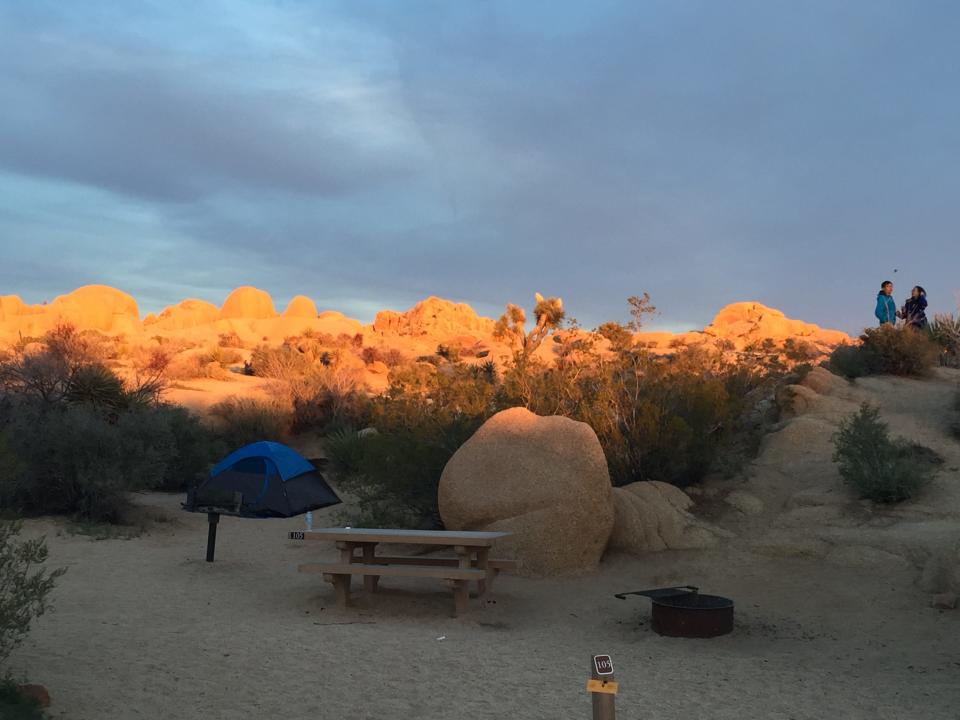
438;407;614;575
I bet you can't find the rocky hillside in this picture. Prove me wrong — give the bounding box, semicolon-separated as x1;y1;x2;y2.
701;365;960;604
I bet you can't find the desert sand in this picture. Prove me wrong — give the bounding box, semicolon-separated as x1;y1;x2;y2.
10;368;960;720
9;497;958;720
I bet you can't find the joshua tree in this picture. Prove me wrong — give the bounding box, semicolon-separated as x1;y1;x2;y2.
494;293;566;360
626;292;657;331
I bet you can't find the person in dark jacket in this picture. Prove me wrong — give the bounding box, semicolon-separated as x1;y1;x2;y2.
901;285;928;329
875;281;897;326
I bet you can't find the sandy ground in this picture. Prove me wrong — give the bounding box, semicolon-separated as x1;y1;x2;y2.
10;489;960;720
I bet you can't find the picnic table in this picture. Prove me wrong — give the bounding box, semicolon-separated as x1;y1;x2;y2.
290;528;514;615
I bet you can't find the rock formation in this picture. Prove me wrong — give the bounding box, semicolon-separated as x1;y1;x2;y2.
145;299;220;330
283;295;318;318
607;481;728;553
438;407;614;575
219;286;276;320
373;296;496;340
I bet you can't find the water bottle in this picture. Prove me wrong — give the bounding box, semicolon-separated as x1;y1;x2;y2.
305;511;313;532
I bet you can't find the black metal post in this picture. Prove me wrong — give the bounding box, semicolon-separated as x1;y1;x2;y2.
206;512;220;562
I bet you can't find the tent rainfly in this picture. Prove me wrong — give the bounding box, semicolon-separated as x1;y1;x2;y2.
184;441;341;561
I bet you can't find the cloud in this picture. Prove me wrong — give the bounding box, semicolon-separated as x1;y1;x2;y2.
1;1;959;331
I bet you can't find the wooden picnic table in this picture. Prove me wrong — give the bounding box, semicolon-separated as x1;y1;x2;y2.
290;527;513;615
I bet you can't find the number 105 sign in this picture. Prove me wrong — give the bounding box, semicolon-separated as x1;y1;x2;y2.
592;655;614;676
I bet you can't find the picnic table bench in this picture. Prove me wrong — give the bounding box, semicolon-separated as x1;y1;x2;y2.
289;528;514;615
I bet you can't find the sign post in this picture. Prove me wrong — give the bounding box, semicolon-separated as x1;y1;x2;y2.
587;654;617;720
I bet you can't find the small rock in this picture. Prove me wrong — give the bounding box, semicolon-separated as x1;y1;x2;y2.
724;490;764;515
931;592;957;610
18;684;51;708
357;427;379;438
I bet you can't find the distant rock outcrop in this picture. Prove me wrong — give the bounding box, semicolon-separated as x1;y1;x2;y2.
145;299;220;330
49;285;140;334
636;302;850;355
220;286;276;320
438;407;614;575
373;297;496;340
283;295;318;318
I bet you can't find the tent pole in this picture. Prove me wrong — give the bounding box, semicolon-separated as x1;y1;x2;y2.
206;512;220;562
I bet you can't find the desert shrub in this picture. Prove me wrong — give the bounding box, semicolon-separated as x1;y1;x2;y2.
827;344;874;379
218;331;244;348
288;369;371;434
334;363;497;528
860;325;940;376
928;313;960;367
381;348;405;367
435;344;461;362
248;344;311;380
165;352;230;381
208;397;291;447
0;678;47;720
0;401;173;521
828;327;940;379
324;428;367;477
832;404;939;503
595;321;633;350
337;416;482;528
153;405;225;492
0;520;65;670
360;346;382;365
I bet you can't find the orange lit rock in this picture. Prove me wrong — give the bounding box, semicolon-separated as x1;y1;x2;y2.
49;284;140;334
220;287;276;320
373;297;496;340
283;295;318;318
146;299;220;330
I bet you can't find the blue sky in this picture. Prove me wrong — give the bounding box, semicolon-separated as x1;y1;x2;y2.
0;1;957;332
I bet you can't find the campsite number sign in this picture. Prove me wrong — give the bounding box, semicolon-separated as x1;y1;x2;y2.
288;531;305;540
592;655;614;676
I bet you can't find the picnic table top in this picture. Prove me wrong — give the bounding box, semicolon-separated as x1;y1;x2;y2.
297;527;511;547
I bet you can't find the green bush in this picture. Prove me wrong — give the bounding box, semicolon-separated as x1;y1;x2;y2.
337;416;482;528
829;326;941;378
324;428;367;477
860;325;940;376
0;520;65;668
248;344;312;380
928;313;960;367
827;344;872;379
832;404;939;503
208;397;291;448
288;370;371;435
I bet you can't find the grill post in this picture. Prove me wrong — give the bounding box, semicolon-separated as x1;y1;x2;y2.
206;512;220;562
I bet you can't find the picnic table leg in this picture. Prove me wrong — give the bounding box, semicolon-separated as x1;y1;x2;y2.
452;545;472;614
205;512;219;562
336;541;356;594
475;547;493;596
362;543;380;593
452;580;469;616
327;574;350;608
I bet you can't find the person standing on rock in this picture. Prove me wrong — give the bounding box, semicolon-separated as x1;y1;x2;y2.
900;286;929;330
875;281;897;326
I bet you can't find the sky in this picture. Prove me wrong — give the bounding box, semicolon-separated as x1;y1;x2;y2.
0;0;958;334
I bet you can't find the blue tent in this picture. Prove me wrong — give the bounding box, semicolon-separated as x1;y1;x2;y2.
191;441;341;518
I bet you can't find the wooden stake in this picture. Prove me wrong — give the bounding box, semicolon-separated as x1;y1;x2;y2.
589;655;616;720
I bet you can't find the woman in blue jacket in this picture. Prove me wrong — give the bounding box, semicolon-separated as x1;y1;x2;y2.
875;281;897;325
